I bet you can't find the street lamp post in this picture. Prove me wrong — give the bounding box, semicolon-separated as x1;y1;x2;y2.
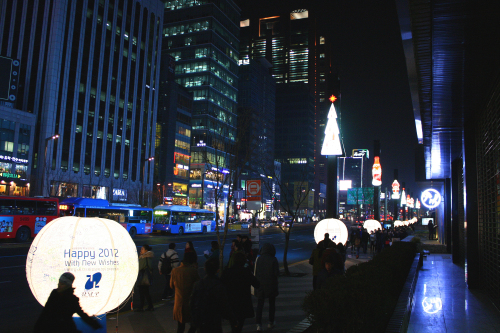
142;156;154;206
42;135;59;196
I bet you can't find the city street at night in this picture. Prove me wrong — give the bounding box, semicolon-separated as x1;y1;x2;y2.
1;223;342;332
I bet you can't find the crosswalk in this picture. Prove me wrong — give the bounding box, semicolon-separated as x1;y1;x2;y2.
222;261;313;333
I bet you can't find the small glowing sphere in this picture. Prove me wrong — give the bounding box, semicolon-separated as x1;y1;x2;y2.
314;219;348;245
394;220;404;227
363;219;382;234
26;217;138;315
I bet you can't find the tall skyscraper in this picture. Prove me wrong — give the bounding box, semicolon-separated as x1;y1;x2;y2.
155;55;193;206
0;0;164;203
161;0;240;212
238;4;337;214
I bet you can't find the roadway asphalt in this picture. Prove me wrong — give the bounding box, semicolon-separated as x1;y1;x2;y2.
0;224;322;333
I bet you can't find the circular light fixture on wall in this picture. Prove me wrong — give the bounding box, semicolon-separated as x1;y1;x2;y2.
26;217;138;316
314;218;348;245
421;189;442;209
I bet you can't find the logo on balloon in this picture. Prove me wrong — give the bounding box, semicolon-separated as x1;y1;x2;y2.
85;272;102;290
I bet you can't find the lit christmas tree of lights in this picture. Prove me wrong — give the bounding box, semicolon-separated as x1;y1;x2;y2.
321;95;343;155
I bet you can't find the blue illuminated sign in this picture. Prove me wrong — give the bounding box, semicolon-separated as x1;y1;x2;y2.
421;189;441;209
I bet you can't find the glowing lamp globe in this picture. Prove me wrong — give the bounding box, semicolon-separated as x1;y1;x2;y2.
314;219;348;245
26;217;138;316
363;219;382;234
394;220;404;227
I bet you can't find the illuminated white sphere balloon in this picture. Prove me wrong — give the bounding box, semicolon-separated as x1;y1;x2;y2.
314;219;348;245
363;219;382;234
394;220;404;227
26;217;138;315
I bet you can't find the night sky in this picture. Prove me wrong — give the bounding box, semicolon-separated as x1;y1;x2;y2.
235;0;420;196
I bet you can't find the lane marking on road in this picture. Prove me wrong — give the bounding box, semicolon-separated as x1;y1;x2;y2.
0;265;25;269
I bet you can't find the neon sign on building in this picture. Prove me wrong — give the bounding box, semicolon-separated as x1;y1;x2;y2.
421;189;442;209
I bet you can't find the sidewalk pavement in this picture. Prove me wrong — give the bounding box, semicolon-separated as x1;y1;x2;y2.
408;253;500;333
106;254;372;333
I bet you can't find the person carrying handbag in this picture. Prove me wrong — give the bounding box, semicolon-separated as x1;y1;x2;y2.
135;244;154;312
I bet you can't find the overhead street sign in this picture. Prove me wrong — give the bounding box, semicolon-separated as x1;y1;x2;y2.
246;180;262;201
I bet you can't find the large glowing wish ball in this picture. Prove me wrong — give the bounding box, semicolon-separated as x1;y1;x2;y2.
363;219;382;234
314;219;348;245
26;217;138;316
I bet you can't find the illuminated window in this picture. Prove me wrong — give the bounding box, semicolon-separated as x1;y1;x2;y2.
320;53;325;58
240;19;249;27
320;36;325;44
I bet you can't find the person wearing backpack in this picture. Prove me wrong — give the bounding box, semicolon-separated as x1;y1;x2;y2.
190;258;235;333
158;243;180;300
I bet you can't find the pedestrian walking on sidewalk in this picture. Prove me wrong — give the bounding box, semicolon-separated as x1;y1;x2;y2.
191;258;235;333
254;243;279;331
203;240;219;261
34;272;102;333
361;228;369;254
185;241;198;266
135;244;154;312
221;252;260;333
227;241;245;269
171;251;200;333
354;234;361;259
370;231;376;253
159;243;180;299
317;256;343;289
309;242;325;290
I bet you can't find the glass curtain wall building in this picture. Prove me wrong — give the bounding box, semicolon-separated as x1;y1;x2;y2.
162;0;240;215
0;0;164;204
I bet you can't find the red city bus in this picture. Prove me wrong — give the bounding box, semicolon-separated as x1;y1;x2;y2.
0;196;59;242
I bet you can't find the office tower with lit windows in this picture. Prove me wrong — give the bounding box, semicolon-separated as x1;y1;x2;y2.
0;0;164;202
239;5;337;214
155;55;193;206
161;0;240;210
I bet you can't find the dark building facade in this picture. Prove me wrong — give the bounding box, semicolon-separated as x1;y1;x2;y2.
397;0;500;306
161;0;240;216
275;83;315;215
238;4;337;214
155;54;193;206
0;0;164;203
237;58;276;217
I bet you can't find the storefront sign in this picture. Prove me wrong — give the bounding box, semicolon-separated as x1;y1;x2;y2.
0;155;28;164
112;188;127;202
0;172;20;179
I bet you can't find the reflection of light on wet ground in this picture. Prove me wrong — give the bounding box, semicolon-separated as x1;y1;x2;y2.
422;297;442;314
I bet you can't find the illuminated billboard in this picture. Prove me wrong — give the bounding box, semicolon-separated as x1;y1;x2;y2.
352;149;369;159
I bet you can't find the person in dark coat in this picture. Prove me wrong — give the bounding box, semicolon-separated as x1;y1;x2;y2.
190;258;235;333
427;220;435;240
316;256;343;289
221;252;260;333
135;244;154;312
361;228;369;254
309;242;325;290
34;272;102;333
204;240;220;262
254;243;279;331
